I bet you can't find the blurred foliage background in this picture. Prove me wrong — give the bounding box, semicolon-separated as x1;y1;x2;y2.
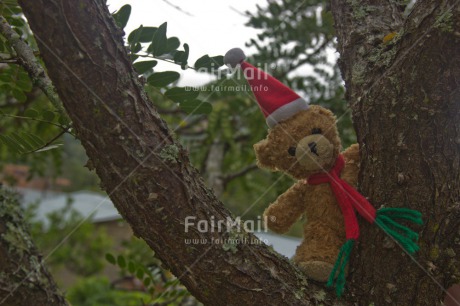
0;0;355;304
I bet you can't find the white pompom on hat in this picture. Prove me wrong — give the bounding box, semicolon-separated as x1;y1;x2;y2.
224;48;309;128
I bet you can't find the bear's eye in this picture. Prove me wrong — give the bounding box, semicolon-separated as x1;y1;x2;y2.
311;128;322;134
287;146;296;156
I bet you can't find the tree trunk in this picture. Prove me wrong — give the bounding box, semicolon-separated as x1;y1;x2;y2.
17;1;340;305
0;188;67;306
330;0;460;304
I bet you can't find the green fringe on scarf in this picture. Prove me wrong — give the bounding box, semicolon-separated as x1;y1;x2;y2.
328;207;422;297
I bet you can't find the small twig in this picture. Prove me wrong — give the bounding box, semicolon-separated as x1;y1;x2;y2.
0;112;75;136
274;38;332;80
24;127;70;154
161;0;194;17
0;57;19;64
136;53;197;71
0;16;65;114
229;6;247;17
223;164;259;185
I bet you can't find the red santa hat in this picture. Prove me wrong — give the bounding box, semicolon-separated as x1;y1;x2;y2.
224;48;309;128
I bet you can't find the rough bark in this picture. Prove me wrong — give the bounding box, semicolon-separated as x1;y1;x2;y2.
330;0;460;304
0;188;67;306
17;1;342;305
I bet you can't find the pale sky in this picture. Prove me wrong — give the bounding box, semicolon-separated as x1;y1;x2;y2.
107;0;266;86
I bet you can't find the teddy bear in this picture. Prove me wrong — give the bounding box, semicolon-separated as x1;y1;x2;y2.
253;105;359;282
224;48;422;296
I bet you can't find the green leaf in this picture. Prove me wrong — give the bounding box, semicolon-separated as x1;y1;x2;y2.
128;26;158;44
131;43;142;53
117;255;126;268
21;132;44;147
164;87;199;102
41;110;55;121
16;78;32;91
143;277;151;287
112;4;131;29
11;88;26;102
165;37;180;53
133;60;158;74
173;51;185;63
128;261;135;274
149;22;168;56
13;27;23;37
147;71;180;87
194;55;211;69
0;73;11;82
180;100;212;115
181;43;189;69
10;17;24;27
0;135;23;154
136;268;144;279
24;109;39;118
210;55;224;67
194;55;224;71
173;43;189;69
58;115;70;126
10;132;34;151
105;253;116;265
128;25;143;44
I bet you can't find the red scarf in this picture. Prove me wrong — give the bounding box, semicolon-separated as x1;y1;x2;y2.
307;155;376;240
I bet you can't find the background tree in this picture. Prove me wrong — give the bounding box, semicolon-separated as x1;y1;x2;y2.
245;0;355;145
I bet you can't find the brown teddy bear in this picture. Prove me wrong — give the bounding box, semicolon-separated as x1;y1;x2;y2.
224;48;422;296
253;105;359;282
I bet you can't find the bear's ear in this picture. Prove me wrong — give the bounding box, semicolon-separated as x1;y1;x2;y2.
254;139;277;170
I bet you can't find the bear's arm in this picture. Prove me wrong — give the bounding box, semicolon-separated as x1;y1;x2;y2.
263;181;307;234
341;143;360;187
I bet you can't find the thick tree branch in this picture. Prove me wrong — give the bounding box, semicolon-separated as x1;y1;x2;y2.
18;0;344;304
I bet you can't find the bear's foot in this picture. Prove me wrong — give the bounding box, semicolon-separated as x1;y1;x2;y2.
297;260;334;282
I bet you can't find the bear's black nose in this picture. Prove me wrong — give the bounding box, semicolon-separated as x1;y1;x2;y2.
308;142;319;156
288;146;296;156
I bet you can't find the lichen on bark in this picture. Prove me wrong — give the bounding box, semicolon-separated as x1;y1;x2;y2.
0;188;67;306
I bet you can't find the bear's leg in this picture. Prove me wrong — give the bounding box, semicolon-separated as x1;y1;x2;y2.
293;220;344;282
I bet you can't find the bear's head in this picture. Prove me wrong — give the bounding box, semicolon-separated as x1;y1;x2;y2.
254;105;341;179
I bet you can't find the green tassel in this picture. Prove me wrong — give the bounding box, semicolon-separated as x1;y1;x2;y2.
375;208;423;254
327;239;354;297
377;207;423;224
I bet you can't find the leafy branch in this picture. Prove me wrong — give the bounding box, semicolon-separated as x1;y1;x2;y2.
0;112;73;135
0;15;65;114
24;126;70;153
